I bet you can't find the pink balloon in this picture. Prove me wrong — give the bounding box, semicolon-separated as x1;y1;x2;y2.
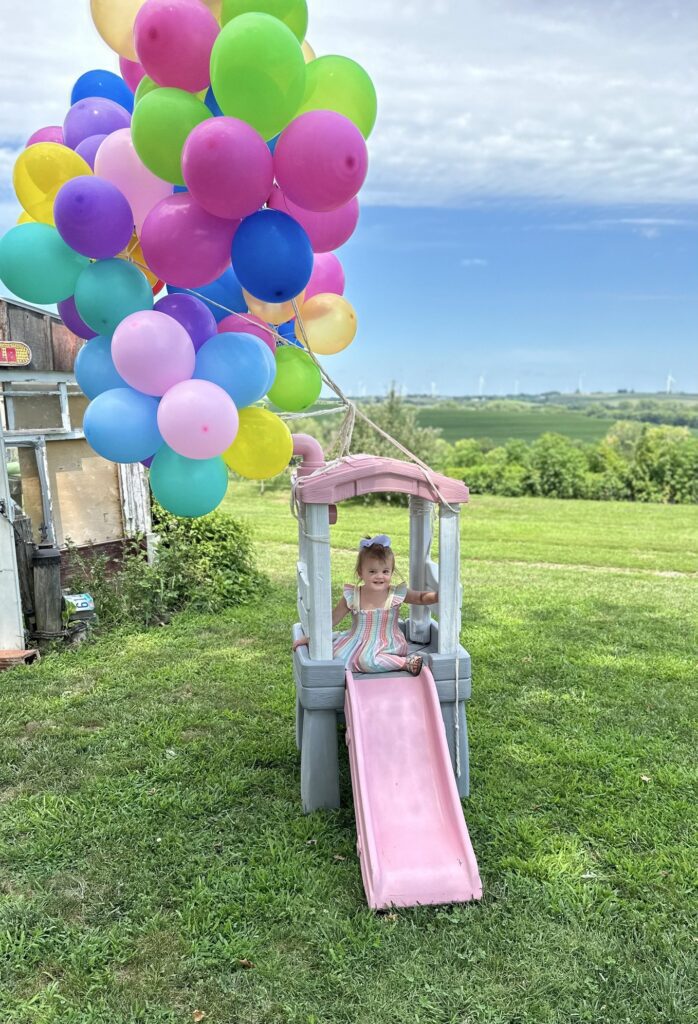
26;126;64;147
134;0;219;93
157;379;238;459
94;128;172;235
119;56;146;93
217;312;276;354
267;185;359;253
141;193;239;289
182;118;273;220
274;111;368;213
305;253;345;301
112;310;195;396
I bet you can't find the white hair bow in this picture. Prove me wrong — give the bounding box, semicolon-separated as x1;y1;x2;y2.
358;535;391;550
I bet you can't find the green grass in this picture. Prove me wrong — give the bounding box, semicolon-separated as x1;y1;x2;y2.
1;489;697;1023
416;408;616;444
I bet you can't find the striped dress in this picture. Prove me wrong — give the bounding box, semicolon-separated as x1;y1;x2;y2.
333;582;408;673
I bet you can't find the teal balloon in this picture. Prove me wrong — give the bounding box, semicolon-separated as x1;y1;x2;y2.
150;446;229;517
74;259;154;336
0;223;89;304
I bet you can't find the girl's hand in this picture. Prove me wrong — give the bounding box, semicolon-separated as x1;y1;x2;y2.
406;588;439;606
293;635;310;651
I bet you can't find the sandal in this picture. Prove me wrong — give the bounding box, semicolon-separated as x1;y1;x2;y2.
405;654;423;676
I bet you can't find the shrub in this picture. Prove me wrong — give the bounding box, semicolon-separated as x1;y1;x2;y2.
67;506;267;632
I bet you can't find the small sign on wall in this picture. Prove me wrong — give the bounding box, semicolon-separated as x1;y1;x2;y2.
0;341;32;366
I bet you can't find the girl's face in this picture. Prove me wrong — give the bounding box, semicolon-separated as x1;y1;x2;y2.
359;555;393;591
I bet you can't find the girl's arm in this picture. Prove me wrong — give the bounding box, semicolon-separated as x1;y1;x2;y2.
292;595;350;651
405;588;438;606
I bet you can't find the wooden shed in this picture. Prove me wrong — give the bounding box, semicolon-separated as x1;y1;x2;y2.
0;297;151;650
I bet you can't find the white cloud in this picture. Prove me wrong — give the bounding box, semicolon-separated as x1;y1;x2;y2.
0;0;696;220
460;257;488;267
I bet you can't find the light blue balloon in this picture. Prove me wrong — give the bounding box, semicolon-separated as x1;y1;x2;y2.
75;335;127;399
83;387;162;463
194;331;274;408
0;223;89;305
74;259;154;336
167;264;245;323
149;446;228;518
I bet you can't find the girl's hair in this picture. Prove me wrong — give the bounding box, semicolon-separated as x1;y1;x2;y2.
355;538;395;577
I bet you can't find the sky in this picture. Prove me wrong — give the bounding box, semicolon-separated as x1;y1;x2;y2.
0;0;696;395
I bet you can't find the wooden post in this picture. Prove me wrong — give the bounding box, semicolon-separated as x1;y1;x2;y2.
408;496;433;643
32;545;64;639
13;514;35;626
0;418;25;650
438;504;461;654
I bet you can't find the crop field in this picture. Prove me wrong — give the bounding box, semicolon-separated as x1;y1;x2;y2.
416;407;616;444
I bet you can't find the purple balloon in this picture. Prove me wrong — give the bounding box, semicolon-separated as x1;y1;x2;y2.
54;177;134;260
63;97;131;150
141;454;155;468
26;125;64;147
57;296;98;340
154;293;217;352
75;133;108;170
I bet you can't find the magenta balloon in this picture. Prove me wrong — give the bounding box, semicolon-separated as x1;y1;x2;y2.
154;292;217;352
119;56;147;93
112;309;195;396
305;253;345;301
134;0;219;93
54;177;134;259
182;117;273;220
75;134;108;169
141;193;239;289
157;379;238;459
63;98;131;150
267;185;359;253
217;311;276;353
95;128;172;234
57;296;98;340
274;111;368;213
26;125;64;147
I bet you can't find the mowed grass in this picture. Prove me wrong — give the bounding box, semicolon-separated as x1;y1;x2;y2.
0;489;697;1024
416;408;616;444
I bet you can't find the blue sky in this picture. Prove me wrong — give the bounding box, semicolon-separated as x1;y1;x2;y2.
0;0;696;395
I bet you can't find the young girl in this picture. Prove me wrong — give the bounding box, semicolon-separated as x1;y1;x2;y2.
292;535;438;675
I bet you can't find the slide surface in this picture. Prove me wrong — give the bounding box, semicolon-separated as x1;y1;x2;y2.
345;666;482;910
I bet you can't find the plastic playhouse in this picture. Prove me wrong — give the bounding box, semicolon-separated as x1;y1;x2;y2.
290;434;482;909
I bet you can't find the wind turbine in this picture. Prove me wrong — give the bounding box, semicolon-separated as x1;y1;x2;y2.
514;379;520;396
478;374;485;397
577;374;584;394
666;372;675;394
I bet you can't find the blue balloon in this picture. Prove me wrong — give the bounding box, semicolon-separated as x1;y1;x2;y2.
277;319;303;347
83;388;163;464
231;210;313;304
173;184;189;193
267;133;280;155
204;87;223;117
71;69;134;113
75;335;127;399
194;332;274;408
167;265;245;323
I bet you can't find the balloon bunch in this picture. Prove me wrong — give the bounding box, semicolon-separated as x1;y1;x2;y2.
0;0;376;517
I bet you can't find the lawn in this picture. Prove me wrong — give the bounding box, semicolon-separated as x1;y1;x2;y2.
416;408;616;444
1;488;696;1024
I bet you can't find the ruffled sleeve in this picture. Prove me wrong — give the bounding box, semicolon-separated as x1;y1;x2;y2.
391;582;408;607
343;583;357;612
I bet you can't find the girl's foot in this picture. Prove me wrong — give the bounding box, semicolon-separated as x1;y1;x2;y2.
405;654;423;676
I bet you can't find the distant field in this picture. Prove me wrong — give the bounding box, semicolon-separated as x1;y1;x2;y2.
417;407;616;444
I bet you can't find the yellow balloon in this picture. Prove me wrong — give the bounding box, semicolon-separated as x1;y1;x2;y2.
202;0;222;20
302;39;316;63
90;0;147;60
223;407;293;479
118;234;159;287
296;293;357;355
16;211;35;224
243;288;305;326
13;143;92;226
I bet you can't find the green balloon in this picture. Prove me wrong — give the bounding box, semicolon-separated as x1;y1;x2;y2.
210;13;306;140
221;0;308;42
267;346;321;412
131;88;211;184
297;55;377;139
0;223;89;304
150;448;229;518
74;259;153;336
134;75;159;105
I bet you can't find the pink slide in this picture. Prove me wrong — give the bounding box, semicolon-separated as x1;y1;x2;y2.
345;666;483;910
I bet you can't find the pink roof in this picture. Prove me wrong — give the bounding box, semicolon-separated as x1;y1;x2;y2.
295;454;469;506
